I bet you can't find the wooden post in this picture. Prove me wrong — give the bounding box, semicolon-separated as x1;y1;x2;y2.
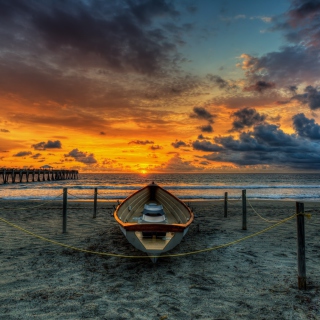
62;187;68;233
296;202;306;290
224;192;228;218
93;187;98;219
242;189;247;230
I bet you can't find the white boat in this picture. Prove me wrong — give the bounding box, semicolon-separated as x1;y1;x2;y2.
114;182;194;262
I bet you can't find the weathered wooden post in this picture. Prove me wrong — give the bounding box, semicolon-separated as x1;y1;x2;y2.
296;202;306;290
63;187;68;233
224;192;228;218
242;189;247;230
93;187;98;218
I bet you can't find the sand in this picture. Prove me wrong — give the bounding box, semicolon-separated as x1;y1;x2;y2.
0;198;319;319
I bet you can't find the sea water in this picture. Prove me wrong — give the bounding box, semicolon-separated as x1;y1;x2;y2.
0;173;320;201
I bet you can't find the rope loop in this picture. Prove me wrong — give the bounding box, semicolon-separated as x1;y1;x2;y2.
247;199;281;223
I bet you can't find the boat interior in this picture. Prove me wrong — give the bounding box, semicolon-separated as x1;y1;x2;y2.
116;184;191;226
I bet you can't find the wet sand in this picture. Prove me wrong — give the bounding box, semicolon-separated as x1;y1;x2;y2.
0;199;319;319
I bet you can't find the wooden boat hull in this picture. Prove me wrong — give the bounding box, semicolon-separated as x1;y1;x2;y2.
114;182;194;262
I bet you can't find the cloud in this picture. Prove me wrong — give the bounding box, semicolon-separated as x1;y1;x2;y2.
206;74;237;90
198;123;320;170
171;140;188;148
128;140;154;145
149;145;162;150
243;80;275;93
288;0;320;23
192;140;224;152
13;151;32;157
292;85;320;110
197;134;210;140
190;106;215;124
293;113;320;139
0;129;10;133
32;140;62;150
230;107;267;131
0;0;181;76
157;154;200;172
65;148;97;164
0;0;199;135
198;124;213;133
31;153;43;159
237;1;320;91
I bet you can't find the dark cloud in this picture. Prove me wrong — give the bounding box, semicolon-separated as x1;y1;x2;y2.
0;0;197;129
230;107;267;131
288;0;320;22
198;124;213;133
13;151;32;157
288;85;298;94
128;140;154;145
149;145;162;150
293;113;320;139
171;140;188;148
0;129;10;133
0;0;181;76
197;134;210;140
32;140;62;150
190;107;215;124
292;85;320;110
192;140;223;152
31;153;43;159
65;148;97;164
197;123;320;170
206;74;228;89
238;1;320;90
206;74;237;91
243;80;275;93
240;47;319;86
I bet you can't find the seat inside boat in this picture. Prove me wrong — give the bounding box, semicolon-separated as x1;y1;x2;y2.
141;203;166;223
116;183;190;225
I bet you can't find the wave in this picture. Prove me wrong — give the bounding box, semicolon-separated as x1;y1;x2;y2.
2;193;320;201
3;184;320;191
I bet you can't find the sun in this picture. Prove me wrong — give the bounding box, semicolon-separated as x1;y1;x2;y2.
141;170;147;174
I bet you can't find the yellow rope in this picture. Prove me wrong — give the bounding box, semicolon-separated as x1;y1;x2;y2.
0;213;298;259
0;193;64;211
247;199;280;223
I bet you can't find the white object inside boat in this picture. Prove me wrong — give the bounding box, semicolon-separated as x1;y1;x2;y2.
142;203;166;222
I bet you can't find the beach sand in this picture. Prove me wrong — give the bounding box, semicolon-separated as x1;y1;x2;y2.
0;199;319;319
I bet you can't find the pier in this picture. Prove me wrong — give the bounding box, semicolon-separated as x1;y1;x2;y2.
0;168;78;184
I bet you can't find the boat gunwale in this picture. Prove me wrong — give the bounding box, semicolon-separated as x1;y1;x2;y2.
114;183;194;231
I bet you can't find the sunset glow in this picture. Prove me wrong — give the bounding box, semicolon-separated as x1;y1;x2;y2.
1;0;320;172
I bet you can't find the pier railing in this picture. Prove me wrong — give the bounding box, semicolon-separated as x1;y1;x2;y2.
0;168;78;184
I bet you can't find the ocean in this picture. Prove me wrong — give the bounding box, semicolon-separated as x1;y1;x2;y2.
0;173;320;202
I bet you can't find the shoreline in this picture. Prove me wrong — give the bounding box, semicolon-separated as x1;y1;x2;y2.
1;199;319;319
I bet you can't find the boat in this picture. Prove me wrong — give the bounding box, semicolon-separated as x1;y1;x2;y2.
114;182;194;262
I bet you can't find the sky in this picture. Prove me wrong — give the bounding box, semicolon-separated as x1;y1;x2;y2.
1;0;320;173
